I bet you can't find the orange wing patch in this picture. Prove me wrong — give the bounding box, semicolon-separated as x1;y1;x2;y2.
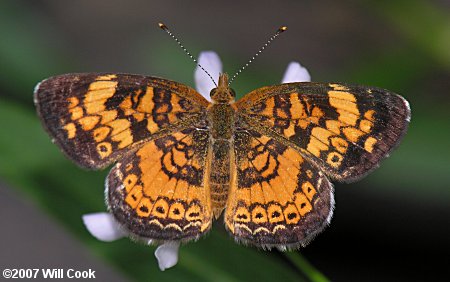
107;127;212;242
225;130;334;248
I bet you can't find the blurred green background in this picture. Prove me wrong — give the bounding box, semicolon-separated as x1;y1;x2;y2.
0;0;449;281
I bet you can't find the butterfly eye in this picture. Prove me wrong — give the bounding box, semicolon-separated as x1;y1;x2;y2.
229;88;236;98
210;88;217;99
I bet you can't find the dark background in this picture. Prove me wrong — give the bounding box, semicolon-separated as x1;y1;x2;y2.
0;1;449;281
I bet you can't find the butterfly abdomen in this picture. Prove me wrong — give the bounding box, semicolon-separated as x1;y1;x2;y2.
207;102;236;218
209;140;231;218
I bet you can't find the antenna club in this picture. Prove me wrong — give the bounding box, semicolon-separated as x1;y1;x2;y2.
158;22;168;30
278;26;288;33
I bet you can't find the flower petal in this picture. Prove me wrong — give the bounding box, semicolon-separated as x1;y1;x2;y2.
195;51;222;100
82;212;127;242
281;61;311;83
155;242;180;271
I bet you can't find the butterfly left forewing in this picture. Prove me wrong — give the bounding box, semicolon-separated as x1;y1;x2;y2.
236;82;410;182
34;73;209;169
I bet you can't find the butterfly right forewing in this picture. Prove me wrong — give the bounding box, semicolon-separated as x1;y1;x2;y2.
235;82;410;182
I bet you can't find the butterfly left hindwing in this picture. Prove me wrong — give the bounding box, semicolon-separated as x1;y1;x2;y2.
107;127;213;243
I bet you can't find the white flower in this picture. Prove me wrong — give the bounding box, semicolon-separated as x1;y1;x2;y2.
82;51;310;271
281;61;311;83
82;212;127;242
154;242;180;271
195;51;222;100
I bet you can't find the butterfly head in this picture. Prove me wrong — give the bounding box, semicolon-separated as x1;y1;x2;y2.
210;73;236;103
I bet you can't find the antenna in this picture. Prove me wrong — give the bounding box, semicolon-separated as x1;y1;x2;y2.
158;22;217;87
229;26;287;85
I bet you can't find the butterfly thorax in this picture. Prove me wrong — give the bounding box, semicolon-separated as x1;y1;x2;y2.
207;73;237;218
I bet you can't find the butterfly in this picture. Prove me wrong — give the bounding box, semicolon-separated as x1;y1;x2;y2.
34;68;410;249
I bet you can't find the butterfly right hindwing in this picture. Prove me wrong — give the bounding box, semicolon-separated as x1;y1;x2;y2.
225;129;334;248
